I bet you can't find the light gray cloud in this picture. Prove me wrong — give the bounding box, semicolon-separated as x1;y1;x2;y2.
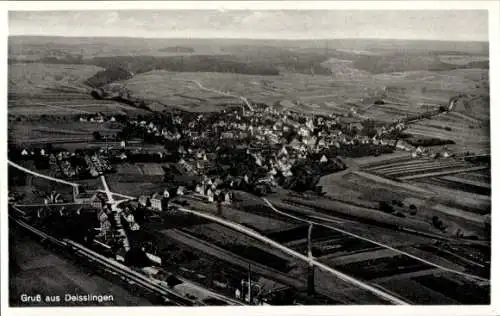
8;10;488;41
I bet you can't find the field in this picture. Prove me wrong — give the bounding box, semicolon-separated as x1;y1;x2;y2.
9;38;489;154
8;63;101;95
313;166;489;239
8;63;151;120
438;55;489;65
185;198;299;233
7;62;154;146
105;174;166;197
118;66;488;127
178;196;489;304
9;119;123;146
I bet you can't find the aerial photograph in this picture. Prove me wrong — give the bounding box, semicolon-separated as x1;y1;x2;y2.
7;8;491;307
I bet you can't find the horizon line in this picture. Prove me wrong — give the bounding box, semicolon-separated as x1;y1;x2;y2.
8;34;489;43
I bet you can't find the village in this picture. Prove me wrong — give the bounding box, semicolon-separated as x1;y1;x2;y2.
9;100;458;210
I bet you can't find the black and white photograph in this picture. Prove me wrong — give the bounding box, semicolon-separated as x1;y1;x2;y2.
3;1;498;314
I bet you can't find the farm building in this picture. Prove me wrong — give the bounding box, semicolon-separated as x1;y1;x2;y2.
138;163;165;177
150;193;162;211
150;190;170;211
91;193;109;210
74;191;95;205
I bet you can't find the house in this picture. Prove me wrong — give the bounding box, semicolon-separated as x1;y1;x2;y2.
289;138;302;150
416;146;424;156
255;156;263;166
283;169;293;177
317;139;326;148
138;195;149;207
223;191;232;204
91;193;108;209
150;193;162;211
349;122;363;132
151;190;171;211
206;188;214;203
278;146;288;157
74;191;95;204
195;184;203;194
176;186;186;196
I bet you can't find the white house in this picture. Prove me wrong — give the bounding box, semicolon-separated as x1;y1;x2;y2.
206;188;214;203
195;184;203;194
278;146;288;157
224;192;232;204
283;170;293;177
150;193;163;211
176;186;185;196
163;189;170;199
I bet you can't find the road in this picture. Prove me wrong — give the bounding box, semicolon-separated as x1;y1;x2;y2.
172;204;408;305
8;160;79;187
186;79;254;111
262;198;489;283
162;228;305;289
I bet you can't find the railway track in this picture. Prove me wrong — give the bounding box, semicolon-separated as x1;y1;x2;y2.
9;209;245;306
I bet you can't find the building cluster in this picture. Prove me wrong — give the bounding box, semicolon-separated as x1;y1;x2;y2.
45;149;112;178
115;105;403;194
84;153;113;177
78;113;118;123
193;176;233;204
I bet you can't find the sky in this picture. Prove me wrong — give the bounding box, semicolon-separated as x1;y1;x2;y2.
8;10;489;41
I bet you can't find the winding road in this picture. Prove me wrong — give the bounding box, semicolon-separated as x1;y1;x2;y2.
184;79;254;111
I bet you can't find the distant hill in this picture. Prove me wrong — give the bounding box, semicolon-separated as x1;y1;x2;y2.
159;46;195;53
8;36;489;79
85;55;281;76
352;52;489;74
9;36;490;54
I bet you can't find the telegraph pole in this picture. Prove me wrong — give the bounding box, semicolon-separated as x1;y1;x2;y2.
247;263;252;303
307;222;315;295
